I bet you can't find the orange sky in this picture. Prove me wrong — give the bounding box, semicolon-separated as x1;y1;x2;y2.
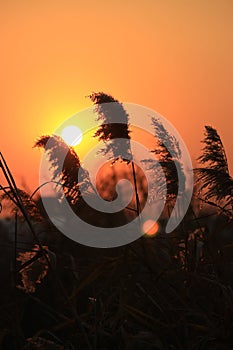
1;0;233;192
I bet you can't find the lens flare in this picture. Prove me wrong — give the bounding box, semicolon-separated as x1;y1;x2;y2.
142;220;159;237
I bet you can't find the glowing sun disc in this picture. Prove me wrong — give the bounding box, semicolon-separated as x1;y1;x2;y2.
61;125;83;146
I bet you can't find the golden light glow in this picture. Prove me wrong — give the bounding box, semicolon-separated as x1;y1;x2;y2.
61;125;83;146
142;220;159;237
1;1;232;191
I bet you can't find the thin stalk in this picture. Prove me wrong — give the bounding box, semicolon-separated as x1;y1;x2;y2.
131;161;141;217
14;212;18;287
0;153;93;350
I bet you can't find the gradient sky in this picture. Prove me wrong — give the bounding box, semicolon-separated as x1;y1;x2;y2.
1;0;233;192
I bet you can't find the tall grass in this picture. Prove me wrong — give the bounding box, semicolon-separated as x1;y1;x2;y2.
0;118;232;349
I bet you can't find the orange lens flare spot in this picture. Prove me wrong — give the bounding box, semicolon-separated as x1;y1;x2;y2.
142;220;159;237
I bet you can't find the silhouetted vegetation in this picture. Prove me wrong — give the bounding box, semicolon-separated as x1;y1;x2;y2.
0;95;232;349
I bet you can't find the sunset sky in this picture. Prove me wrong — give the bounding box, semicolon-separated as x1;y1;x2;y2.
1;0;233;192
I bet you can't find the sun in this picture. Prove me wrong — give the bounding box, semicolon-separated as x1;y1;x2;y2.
61;125;83;146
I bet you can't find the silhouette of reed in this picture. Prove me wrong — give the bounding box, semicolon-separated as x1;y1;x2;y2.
0;103;233;349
